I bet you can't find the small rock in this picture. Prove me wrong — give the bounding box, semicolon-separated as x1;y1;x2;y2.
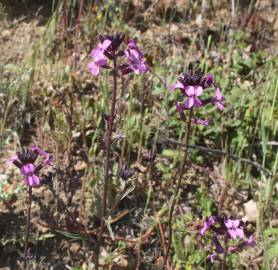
156;256;164;268
69;243;81;253
243;200;258;222
74;161;87;171
1;29;11;39
196;14;203;27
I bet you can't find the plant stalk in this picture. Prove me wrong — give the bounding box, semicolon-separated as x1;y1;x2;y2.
24;186;32;267
221;235;228;270
95;52;118;270
164;109;193;268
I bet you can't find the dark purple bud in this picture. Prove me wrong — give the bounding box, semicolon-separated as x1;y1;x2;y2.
17;148;38;165
120;163;135;180
176;102;186;121
117;50;126;57
147;149;156;162
213;234;224;253
100;32;125;52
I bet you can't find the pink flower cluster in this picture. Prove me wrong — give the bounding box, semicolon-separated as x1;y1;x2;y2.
88;33;147;77
200;215;256;263
8;146;52;187
171;69;224;124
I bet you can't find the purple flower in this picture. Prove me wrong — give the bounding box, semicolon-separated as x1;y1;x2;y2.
213;88;224;111
31;146;52;166
88;33;147;78
8;146;52;187
184;86;203;108
88;39;112;77
122;39;147;75
201;214;255;264
192;118;209;126
171;70;214;94
200;215;217;236
224;219;244;239
239;235;256;248
20;163;40;186
171;67;224;120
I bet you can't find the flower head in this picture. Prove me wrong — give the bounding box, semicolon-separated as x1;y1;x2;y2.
184;86;203;108
120;163;135;180
200;214;255;264
99;32;125;52
88;39;111;77
200;215;217;236
122;39;147;75
213;88;224;111
224;218;244;239
88;33;147;77
8;146;52;187
171;66;224;119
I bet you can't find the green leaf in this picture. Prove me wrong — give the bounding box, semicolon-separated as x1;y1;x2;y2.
264;228;278;238
37;233;55;241
56;230;83;241
162;149;180;159
120;185;135;201
266;242;278;262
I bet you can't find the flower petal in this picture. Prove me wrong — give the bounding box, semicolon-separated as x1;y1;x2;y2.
193;97;202;108
100;39;112;50
185;97;194;108
185;86;195;96
235;228;244;239
88;61;100;77
228;229;237;239
194;86;203;96
215;88;223;100
21;163;36;176
224;219;233;229
170;81;184;92
232;220;240;228
25;174;40;186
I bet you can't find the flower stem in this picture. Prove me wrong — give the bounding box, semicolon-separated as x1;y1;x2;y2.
221;236;228;270
24;186;32;268
95;52;118;270
164;109;193;268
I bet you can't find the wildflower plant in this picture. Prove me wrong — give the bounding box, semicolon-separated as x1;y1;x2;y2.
164;66;224;267
8;146;52;264
200;214;256;269
88;32;147;270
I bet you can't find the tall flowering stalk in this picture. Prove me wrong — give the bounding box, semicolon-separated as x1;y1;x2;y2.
8;146;52;265
164;67;224;267
88;33;147;269
200;214;256;269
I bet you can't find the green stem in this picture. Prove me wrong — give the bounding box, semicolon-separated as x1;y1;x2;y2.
24;186;32;269
164;109;193;268
95;52;118;270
